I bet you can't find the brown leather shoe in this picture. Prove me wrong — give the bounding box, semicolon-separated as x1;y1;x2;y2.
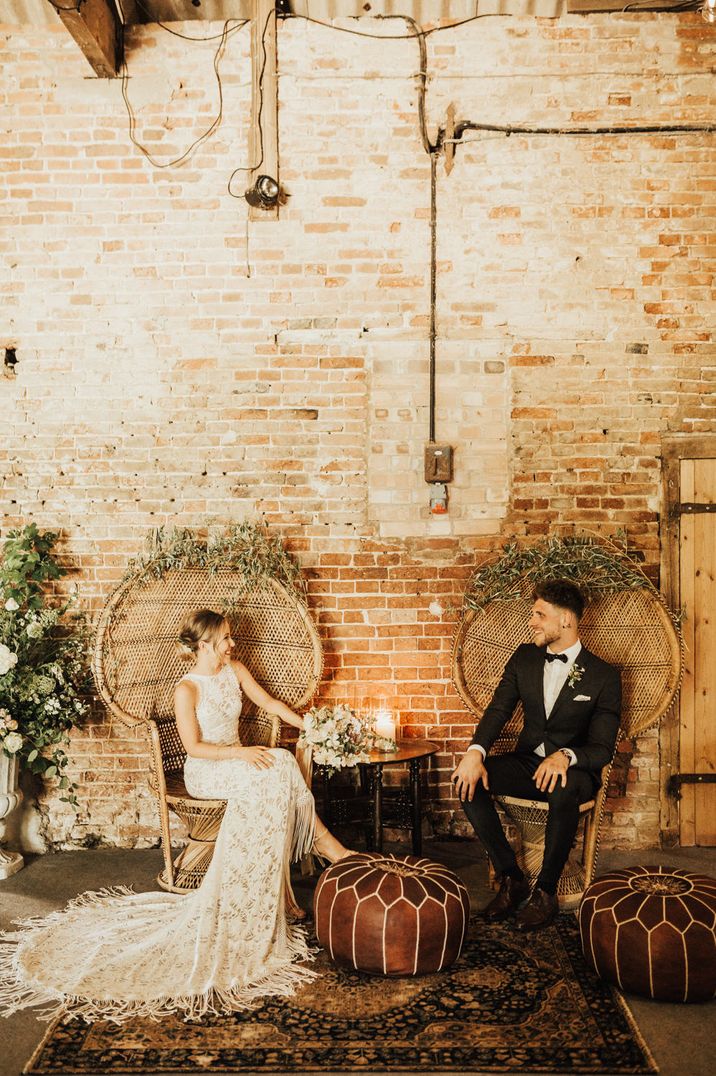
515;887;559;932
479;874;531;921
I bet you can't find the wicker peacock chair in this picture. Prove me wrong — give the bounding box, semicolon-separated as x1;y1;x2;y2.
452;537;682;910
92;530;323;894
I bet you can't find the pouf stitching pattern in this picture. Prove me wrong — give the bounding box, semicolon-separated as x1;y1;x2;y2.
579;865;716;1003
314;852;470;977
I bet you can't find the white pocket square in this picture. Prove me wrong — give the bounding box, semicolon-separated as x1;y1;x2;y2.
574;694;591;702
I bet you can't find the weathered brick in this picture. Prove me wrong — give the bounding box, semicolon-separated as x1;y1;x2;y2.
2;13;712;855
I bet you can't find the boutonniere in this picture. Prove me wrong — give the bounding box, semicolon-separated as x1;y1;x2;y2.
567;663;585;689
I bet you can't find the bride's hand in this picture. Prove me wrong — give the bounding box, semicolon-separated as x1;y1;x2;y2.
237;745;275;769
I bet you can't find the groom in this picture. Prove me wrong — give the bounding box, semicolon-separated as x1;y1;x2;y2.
452;578;621;932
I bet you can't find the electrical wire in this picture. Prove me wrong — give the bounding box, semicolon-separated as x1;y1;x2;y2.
452;120;716;138
120;18;244;170
621;1;700;10
114;6;713;184
226;6;275;199
399;14;437;155
280;12;507;41
131;0;248;43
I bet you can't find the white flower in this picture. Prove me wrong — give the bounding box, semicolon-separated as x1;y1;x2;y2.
297;703;392;776
4;597;19;611
2;731;23;754
567;663;585;689
25;621;43;639
0;644;19;676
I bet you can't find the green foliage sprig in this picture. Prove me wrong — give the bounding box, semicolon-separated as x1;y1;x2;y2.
124;522;305;599
0;525;90;804
463;534;655;612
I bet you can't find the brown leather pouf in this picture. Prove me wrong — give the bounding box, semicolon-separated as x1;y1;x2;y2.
313;852;470;976
579;865;716;1003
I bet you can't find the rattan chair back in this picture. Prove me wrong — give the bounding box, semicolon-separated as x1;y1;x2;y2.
452;579;682;902
93;566;323;891
453;582;682;753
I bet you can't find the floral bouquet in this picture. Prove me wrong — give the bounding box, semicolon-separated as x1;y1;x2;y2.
298;704;397;777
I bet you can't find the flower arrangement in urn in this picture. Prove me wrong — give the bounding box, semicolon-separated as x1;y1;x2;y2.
0;525;90;804
298;704;397;777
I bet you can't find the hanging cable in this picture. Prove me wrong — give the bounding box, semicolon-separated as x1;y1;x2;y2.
131;0;248;43
120;20;243;170
429;151;438;445
396;14;438;156
226;5;276;199
280;12;508;41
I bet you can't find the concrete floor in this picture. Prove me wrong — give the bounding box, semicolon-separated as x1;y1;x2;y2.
1;840;714;1076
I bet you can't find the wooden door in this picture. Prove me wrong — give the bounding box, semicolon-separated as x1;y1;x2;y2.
678;457;716;845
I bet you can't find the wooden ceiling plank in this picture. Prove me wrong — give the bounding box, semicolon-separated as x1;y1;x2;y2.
57;0;122;79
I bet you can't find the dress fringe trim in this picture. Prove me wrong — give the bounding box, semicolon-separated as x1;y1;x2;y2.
0;887;318;1026
290;784;317;863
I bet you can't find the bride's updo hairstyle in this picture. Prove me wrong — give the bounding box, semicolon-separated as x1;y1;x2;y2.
177;609;227;662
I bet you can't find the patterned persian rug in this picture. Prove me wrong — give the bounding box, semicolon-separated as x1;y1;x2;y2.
24;916;656;1074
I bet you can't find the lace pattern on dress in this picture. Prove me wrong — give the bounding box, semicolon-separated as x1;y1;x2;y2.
0;665;318;1024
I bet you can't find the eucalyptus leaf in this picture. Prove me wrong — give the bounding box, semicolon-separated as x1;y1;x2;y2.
463;533;657;612
123;522;305;600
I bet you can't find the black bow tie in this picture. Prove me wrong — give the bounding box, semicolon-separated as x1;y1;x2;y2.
545;652;568;664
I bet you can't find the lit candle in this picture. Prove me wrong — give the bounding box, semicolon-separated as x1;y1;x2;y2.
374;708;396;743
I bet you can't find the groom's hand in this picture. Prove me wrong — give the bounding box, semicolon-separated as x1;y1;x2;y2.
533;751;569;793
451;751;489;802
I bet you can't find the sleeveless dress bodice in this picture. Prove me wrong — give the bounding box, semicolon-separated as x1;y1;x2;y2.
182;664;242;746
1;663;318;1023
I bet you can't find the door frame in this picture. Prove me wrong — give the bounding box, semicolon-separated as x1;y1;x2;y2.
660;433;716;845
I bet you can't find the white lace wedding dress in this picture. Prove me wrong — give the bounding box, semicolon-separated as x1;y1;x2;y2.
0;664;318;1023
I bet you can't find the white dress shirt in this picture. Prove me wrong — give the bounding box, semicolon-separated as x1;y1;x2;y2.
469;640;583;765
535;640;582;763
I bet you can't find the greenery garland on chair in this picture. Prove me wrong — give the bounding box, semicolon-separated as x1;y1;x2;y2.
123;522;305;599
462;534;660;613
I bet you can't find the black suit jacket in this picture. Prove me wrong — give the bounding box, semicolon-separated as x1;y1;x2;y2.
471;643;621;783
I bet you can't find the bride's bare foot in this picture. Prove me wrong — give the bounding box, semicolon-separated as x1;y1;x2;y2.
313;824;357;865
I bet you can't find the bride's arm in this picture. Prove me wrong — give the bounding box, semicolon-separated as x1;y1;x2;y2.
174;681;275;768
231;661;305;731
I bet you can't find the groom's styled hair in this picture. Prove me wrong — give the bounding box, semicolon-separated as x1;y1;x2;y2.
533;579;585;621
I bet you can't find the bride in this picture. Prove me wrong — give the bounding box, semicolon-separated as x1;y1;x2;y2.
0;608;352;1024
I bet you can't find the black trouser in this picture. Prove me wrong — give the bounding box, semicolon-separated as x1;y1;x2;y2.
461;751;595;895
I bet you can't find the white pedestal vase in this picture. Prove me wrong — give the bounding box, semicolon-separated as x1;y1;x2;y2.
0;752;24;879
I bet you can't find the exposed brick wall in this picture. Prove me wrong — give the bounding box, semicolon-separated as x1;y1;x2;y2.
1;13;713;854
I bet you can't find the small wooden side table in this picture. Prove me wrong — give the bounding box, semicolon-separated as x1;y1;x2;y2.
318;740;439;855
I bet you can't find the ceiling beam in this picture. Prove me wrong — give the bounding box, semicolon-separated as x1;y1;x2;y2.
57;0;122;79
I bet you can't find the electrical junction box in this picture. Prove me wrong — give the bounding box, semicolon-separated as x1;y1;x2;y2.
424;444;453;483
